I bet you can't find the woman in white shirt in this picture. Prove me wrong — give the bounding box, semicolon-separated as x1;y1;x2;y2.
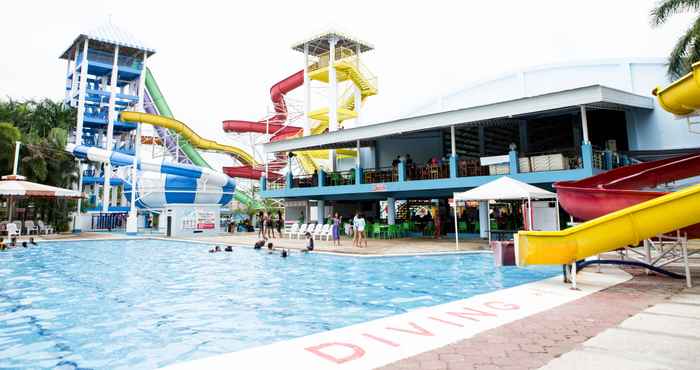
354;212;367;248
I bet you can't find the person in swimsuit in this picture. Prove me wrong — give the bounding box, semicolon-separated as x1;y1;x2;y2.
331;212;342;247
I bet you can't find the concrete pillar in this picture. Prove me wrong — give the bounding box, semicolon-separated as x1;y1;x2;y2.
259;176;267;191
479;201;489;238
450;125;457;157
509;149;519;174
519;121;529;153
581;143;593;171
387;197;396;225
478;126;485;155
317;200;325;223
580;105;590;144
102;45;119;213
303;43;311;137
328;37;338;171
398;161;406;182
75;39;89;145
127;51;147;235
286;172;293;189
318;169;325;187
450;154;458;178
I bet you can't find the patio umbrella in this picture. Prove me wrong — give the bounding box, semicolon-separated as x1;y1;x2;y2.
0;174;83;221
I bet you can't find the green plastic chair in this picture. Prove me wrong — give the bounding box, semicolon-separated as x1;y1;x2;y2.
401;222;410;236
458;221;467;232
388;224;400;239
371;223;382;238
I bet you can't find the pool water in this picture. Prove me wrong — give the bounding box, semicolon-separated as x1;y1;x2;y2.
0;239;559;369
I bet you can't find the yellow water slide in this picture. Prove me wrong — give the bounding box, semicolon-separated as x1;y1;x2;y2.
517;66;700;266
121;111;256;166
516;183;700;265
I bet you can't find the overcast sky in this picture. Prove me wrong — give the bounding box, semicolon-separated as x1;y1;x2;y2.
0;0;693;168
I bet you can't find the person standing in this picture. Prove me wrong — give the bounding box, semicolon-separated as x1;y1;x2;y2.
257;211;264;238
276;210;283;236
331;212;342;247
352;211;360;247
433;206;442;239
354;212;367;248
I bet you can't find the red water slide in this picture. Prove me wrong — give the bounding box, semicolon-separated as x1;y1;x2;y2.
555;152;700;237
222;70;305;180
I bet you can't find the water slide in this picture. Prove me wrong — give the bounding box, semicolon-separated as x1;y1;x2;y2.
68;144;235;208
142;69;258;207
517;68;700;266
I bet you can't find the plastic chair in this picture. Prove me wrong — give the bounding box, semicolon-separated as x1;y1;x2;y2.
322;224;334;241
371;223;382;239
388;224;400;239
314;224;328;240
458;221;468;233
12;221;22;235
24;220;38;235
295;223;308;239
6;223;20;237
284;223;299;239
306;223;317;237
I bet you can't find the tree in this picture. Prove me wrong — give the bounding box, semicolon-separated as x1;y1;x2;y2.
651;0;700;78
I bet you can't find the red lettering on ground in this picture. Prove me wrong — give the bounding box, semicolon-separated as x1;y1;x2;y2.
447;306;498;321
362;333;400;347
484;301;520;310
385;322;434;336
304;342;366;364
427;316;464;327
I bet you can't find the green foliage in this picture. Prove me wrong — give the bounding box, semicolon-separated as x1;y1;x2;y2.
651;0;700;78
0;98;79;230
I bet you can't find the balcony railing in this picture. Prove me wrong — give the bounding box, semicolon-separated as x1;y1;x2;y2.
267;178;286;190
363;167;397;184
407;163;450;181
457;159;489;177
77;49;144;70
520;149;583;173
324;169;356;186
292;174;316;188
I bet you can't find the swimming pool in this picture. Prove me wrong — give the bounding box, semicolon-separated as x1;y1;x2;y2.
0;239;559;369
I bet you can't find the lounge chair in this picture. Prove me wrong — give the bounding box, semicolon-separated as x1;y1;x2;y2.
284;223;299;239
305;223;317;238
314;223;328;240
37;220;53;235
12;221;22;235
321;224;334;241
24;220;38;235
294;223;308;239
6;223;20;238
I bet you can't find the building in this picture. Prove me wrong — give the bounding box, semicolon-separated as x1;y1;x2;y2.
259;58;698;236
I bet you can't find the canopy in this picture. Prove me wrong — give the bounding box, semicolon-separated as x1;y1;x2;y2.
451;176;559;250
0;175;83;199
453;176;556;201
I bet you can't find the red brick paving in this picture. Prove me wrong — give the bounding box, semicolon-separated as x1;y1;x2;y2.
379;270;686;370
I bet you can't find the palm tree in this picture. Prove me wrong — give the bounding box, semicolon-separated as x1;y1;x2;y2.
651;0;700;78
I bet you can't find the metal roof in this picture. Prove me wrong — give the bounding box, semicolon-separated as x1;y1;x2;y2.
291;29;374;56
262;85;655;153
60;20;156;59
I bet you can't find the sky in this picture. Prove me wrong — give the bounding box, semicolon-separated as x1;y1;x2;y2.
0;0;694;169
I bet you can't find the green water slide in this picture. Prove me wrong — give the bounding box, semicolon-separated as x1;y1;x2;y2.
143;69;259;208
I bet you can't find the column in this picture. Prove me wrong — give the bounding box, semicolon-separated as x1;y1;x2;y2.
450;125;458;178
509;148;519;174
75;39;89;145
580;105;590;144
478;201;489;238
68;47;79;101
127;51;147;234
73;159;83;233
387;197;396;225
328;37;338;171
317;200;325;223
102;45;119;213
355;139;362;185
303;43;311;137
518;121;529;153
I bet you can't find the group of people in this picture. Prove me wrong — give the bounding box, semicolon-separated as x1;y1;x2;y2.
0;237;37;251
391;153;414;168
209;245;233;253
257;210;284;239
254;237;293;258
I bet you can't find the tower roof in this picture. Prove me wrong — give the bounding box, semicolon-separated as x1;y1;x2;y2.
60;20;156;60
291;29;373;56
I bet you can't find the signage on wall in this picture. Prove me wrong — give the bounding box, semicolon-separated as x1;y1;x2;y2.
372;184;386;192
181;209;216;230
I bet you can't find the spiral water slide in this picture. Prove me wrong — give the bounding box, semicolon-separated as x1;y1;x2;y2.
516;66;700;266
141;69;258;207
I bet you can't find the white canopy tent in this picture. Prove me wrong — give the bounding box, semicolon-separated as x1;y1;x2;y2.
451;176;559;250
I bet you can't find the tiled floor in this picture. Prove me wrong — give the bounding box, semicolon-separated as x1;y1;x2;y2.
379;270;688;370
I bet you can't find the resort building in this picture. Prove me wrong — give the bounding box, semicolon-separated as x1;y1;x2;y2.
260;58;699;236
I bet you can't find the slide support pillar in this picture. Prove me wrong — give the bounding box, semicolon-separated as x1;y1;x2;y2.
102;45;119;213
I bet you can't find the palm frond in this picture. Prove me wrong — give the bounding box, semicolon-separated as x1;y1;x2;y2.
651;0;700;26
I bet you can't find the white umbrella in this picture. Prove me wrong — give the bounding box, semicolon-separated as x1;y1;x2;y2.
0;175;83;221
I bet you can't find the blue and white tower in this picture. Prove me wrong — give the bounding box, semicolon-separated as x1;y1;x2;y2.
60;20;154;232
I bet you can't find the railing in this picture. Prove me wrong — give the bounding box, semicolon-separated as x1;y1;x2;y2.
307;48;378;92
78;49;144;70
363;167;397;184
83;169;98;177
457;159;489;177
520;149;582;172
407;163;450;181
292;174;316;188
267;177;286;190
592;149;621;170
325;170;356;186
90;212;127;231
